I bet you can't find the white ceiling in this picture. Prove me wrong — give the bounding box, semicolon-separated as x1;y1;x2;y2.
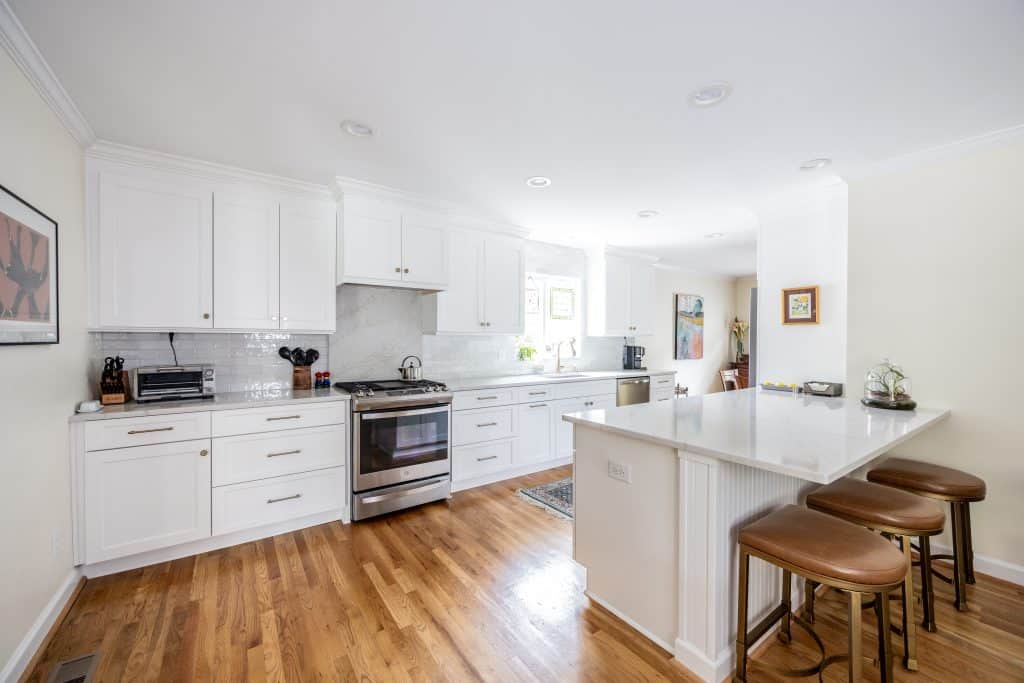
11;1;1024;276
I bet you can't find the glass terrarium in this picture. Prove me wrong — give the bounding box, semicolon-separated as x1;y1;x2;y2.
861;359;917;410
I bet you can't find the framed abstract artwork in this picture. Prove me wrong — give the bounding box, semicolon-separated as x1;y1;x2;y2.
674;293;704;360
782;285;819;325
1;184;59;344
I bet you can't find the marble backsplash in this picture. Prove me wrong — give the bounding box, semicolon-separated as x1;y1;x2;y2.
91;331;330;394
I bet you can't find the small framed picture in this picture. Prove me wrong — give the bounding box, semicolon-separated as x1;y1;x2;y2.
1;184;59;344
782;286;819;325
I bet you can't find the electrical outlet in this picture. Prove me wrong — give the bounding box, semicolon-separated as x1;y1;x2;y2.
607;460;631;483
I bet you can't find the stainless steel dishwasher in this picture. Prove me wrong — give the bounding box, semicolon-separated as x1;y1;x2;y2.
616;376;650;405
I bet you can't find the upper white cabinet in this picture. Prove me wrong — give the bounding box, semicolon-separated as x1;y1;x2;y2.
339;195;449;290
86;152;336;332
93;170;214;329
586;251;657;336
280;199;337;331
423;230;524;334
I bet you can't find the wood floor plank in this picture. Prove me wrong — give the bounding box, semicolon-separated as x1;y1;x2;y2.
24;465;1024;682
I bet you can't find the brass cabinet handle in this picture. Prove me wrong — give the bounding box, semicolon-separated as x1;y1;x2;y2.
528;391;546;396
200;449;208;457
127;426;174;435
267;449;302;458
476;422;498;428
529;403;547;408
266;415;301;421
476;396;498;401
203;313;210;320
404;268;409;273
476;455;498;462
395;267;401;273
267;493;301;504
584;401;594;407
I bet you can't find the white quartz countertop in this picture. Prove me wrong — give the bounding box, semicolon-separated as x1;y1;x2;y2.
70;387;350;422
444;369;675;392
564;388;950;483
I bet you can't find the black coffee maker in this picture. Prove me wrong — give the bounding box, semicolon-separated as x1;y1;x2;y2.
622;342;646;370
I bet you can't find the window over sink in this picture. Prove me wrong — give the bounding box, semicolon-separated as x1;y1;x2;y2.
522;273;582;360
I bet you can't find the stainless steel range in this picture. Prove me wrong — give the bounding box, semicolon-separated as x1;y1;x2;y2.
334;379;452;520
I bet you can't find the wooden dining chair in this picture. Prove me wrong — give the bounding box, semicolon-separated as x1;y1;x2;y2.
720;369;741;391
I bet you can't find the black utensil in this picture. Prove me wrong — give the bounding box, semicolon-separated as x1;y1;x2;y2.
305;349;319;366
279;347;294;365
290;347;305;367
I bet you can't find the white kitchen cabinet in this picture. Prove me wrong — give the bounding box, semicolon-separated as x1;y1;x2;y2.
84;439;211;563
280;198;337;331
551;394;616;459
213;192;280;329
92;170;213;329
424;231;524;334
401;211;449;288
586;250;657;336
516;401;553;464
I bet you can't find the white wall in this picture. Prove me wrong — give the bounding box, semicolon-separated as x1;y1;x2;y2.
756;183;848;385
0;48;89;672
646;267;736;395
847;136;1024;567
733;275;756;326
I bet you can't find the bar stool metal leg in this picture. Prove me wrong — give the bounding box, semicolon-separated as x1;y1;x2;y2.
952;502;969;611
899;536;919;670
965;503;976;584
876;591;895;683
734;549;749;682
804;579;817;624
848;591;862;683
779;569;792;644
919;535;937;632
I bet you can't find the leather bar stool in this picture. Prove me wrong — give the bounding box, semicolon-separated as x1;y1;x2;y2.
735;505;905;683
806;477;945;668
867;458;986;612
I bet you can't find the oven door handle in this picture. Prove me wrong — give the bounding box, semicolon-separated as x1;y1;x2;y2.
358;479;448;505
360;405;451;421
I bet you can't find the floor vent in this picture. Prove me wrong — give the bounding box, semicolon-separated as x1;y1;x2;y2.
48;653;99;683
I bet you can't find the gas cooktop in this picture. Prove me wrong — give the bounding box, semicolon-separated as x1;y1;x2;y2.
334;379;451;410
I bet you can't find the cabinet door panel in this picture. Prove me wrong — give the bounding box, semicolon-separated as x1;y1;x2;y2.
401;212;448;287
603;254;631;336
630;262;656;335
213;192;279;329
483;237;524;334
341;197;402;284
280;199;336;331
84;439;211;563
434;231;484;332
95;171;213;328
516;402;552;464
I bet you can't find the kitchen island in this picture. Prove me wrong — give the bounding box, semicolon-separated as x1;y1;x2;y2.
563;388;949;682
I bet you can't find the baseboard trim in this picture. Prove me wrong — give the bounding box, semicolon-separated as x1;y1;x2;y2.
451;457;572;493
931;541;1024;587
585;591;675;654
1;569;83;683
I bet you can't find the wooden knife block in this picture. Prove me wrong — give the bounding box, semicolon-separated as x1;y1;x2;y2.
292;366;312;391
100;371;131;405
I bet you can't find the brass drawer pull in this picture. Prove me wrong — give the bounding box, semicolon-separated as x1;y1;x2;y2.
529;403;547;408
476;455;498;462
476;395;498;401
267;493;302;504
266;415;301;421
127;426;174;435
528;391;546;396
267;449;302;458
476;422;498;428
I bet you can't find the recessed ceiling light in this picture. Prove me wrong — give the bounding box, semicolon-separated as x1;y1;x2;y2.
704;232;725;239
637;210;660;219
690;82;732;107
526;176;552;188
341;120;374;137
800;158;831;171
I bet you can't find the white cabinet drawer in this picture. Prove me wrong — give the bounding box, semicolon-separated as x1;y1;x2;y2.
211;402;346;437
551;379;617;400
652;374;675;388
652;387;675;403
516;385;553;402
212;467;345;535
453;406;516;446
452;388;516;411
453;440;514;481
212;425;346;487
84;412;212;451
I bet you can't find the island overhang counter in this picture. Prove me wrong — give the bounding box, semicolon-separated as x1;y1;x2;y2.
563;388;949;683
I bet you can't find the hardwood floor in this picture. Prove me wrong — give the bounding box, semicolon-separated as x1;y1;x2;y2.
25;466;1024;682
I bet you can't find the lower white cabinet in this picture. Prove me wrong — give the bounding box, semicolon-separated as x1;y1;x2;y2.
551;395;616;459
516;401;553;464
84;439;212;563
212;467;345;536
452;440;515;481
212;425;346;486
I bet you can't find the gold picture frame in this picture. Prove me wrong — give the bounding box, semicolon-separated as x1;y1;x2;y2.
782;286;819;325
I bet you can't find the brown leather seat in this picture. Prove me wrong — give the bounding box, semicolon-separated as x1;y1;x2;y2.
867;458;986;501
806;477;946;535
740;505;907;588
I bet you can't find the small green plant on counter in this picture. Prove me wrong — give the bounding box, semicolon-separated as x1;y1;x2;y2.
515;337;538;362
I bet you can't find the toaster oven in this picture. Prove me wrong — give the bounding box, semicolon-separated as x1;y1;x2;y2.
131;365;215;402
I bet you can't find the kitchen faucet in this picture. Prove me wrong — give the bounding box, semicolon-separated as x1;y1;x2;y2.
555;337;577;373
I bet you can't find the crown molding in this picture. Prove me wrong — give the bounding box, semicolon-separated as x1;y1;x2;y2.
88;140;333;198
335;175;455;213
0;0;95;146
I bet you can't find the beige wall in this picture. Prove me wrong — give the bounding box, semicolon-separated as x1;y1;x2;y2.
0;49;89;669
733;275;756;326
647;267;735;395
847;136;1024;566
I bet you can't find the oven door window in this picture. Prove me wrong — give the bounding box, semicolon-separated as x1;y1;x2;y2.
360;408;449;475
